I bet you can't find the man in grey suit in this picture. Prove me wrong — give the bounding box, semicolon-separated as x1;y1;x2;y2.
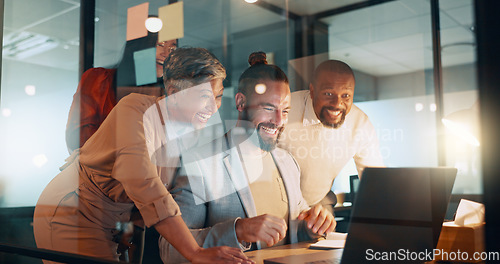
159;55;336;263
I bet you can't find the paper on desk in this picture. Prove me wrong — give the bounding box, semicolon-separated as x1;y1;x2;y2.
326;232;348;240
309;232;347;249
453;199;484;226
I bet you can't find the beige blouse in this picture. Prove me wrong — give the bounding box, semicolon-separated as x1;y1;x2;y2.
79;93;181;227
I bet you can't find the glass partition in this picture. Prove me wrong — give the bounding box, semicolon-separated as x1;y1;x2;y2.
439;0;480;194
1;0;80;208
303;0;479;196
2;0;481;207
313;0;439;193
1;0;80;262
0;0;482;262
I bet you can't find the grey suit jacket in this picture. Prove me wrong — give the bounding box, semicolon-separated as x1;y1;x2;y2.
159;133;313;263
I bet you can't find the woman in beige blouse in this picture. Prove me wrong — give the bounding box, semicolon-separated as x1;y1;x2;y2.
33;47;251;264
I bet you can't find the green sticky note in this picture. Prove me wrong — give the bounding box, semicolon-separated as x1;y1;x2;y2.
133;47;157;86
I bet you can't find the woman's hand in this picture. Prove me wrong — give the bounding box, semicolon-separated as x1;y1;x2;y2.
155;216;254;263
190;246;254;264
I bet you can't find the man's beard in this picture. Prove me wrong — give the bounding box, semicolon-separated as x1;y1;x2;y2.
319;107;346;128
256;123;284;151
241;108;283;152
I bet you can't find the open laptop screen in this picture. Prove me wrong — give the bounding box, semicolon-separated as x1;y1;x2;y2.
341;167;457;263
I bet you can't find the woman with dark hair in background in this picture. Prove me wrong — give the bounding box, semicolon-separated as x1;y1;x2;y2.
65;32;177;153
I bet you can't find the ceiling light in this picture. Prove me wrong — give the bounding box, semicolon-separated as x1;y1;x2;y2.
25;85;36;96
429;103;437;112
2;108;12;117
415;103;423;112
33;154;48;168
255;84;266;94
145;17;163;33
245;0;258;3
2;32;59;60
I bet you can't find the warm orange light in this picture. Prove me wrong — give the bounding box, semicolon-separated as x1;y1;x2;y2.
255;84;266;94
442;118;480;147
442;102;480;147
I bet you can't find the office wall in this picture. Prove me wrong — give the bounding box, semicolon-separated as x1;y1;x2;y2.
377;63;476;100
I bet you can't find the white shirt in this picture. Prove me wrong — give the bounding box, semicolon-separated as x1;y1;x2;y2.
278;90;384;205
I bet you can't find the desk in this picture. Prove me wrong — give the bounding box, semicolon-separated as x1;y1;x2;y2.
243;241;484;264
245;241;341;264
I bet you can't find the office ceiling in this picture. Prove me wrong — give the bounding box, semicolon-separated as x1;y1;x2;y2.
2;0;475;77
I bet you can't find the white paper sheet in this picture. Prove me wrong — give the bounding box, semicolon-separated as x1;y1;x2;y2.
309;232;347;249
453;199;484;226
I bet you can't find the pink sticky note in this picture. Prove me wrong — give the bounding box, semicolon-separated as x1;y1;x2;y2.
127;2;149;41
158;2;184;43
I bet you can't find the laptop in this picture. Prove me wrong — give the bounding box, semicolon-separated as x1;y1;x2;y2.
264;167;457;264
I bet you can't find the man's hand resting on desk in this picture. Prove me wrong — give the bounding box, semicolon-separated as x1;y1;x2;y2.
235;214;287;247
298;204;336;236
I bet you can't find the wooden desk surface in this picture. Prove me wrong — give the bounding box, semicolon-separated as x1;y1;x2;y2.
245;241;341;264
243;241;484;264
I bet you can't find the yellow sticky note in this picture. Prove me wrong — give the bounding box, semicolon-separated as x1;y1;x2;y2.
127;2;149;41
158;2;184;43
